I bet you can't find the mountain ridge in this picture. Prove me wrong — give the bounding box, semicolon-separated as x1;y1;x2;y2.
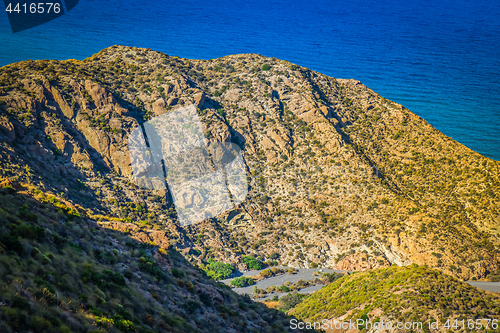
0;45;499;281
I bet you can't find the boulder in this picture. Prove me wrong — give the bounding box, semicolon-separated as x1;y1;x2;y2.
194;92;206;108
152;98;167;116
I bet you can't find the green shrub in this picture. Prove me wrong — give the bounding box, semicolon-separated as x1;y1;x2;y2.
323;272;344;283
392;131;402;140
185;281;194;292
262;64;271;71
204;259;234;281
183;300;200;314
114;317;135;332
17;206;37;222
60;325;72;333
11;296;30;311
171;268;184;278
243;256;263;270
199;292;212;306
269;252;279;259
260;269;272;278
279;292;306;312
16;223;44;240
2;185;16;194
230;276;255;288
138;255;163;279
0;233;23;253
95;316;113;328
30;316;52;330
81;268;126;289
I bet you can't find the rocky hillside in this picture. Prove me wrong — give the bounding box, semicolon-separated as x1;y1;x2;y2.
291;265;500;332
0;184;303;332
0;45;499;280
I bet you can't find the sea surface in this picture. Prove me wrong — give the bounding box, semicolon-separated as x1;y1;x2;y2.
1;0;499;159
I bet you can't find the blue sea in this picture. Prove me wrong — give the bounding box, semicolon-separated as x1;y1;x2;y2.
1;0;499;160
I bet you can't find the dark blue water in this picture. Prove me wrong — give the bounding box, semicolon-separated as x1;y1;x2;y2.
1;0;499;159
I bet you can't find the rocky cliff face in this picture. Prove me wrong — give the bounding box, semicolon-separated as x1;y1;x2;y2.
0;46;499;280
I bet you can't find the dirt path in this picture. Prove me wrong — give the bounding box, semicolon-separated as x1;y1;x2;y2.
467;281;500;293
221;267;345;296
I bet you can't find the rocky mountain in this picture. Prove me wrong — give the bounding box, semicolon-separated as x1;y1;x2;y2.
0;45;499;282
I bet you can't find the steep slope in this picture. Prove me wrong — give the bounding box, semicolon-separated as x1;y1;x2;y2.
291;265;500;332
0;184;302;332
0;46;498;280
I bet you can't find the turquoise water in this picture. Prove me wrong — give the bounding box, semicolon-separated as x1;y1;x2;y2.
1;0;499;159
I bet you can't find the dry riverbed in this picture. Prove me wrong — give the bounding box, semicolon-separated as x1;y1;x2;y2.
221;267;500;301
221;267;345;299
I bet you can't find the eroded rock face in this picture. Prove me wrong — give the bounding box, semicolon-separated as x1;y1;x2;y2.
0;114;15;141
175;188;204;208
152;98;167;116
84;80;116;109
335;252;390;271
0;46;499;280
98;221;171;249
194;91;205;108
